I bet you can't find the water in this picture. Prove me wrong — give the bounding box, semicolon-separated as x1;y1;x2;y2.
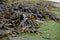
46;0;60;2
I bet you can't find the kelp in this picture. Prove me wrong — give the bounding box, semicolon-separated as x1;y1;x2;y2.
0;1;60;40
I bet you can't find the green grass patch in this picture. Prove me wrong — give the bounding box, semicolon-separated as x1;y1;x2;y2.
40;20;60;40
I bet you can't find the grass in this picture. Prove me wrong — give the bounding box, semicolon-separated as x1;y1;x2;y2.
18;33;46;40
52;9;60;16
40;21;60;40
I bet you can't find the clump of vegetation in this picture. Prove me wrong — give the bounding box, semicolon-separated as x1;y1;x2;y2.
0;0;60;40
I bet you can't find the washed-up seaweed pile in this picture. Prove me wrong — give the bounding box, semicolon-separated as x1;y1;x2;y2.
0;1;60;40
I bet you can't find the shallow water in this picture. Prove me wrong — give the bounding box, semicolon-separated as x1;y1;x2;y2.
46;0;60;2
